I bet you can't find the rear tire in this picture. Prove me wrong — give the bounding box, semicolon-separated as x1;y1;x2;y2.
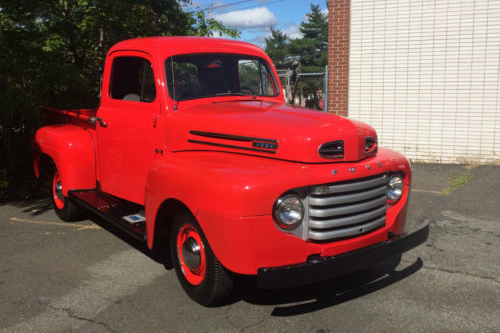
51;170;84;222
170;211;233;306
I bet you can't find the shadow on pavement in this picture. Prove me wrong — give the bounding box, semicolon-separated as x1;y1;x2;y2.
85;212;167;265
55;208;424;312
235;256;423;316
8;197;54;216
9;196;424;314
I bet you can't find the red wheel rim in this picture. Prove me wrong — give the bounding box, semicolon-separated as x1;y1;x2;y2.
176;224;206;285
52;172;64;210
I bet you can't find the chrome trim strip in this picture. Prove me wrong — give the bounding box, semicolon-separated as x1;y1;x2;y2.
189;130;278;143
310;174;387;195
308;216;386;241
309;195;387;218
187;139;277;154
309;205;387;229
309;185;387;206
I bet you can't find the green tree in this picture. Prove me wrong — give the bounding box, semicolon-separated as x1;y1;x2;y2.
0;0;239;201
289;4;327;73
264;27;290;69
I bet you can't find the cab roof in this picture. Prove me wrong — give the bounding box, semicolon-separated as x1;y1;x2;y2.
108;36;268;60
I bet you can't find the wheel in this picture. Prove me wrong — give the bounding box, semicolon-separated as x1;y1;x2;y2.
170;211;233;306
51;170;84;222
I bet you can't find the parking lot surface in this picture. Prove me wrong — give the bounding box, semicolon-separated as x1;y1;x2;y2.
1;163;499;333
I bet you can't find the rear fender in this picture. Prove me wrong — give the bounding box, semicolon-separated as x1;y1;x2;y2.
33;125;96;195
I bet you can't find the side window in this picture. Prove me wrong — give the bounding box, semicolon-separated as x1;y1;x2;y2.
110;57;156;102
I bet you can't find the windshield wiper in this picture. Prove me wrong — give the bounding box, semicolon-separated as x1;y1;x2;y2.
215;92;247;96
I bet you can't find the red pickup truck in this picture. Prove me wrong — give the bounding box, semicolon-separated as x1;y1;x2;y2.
32;37;429;306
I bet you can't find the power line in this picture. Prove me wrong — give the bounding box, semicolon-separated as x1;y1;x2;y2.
192;0;289;15
200;0;252;13
220;0;288;14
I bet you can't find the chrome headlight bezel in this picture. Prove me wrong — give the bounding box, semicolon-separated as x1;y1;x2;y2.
273;193;304;230
387;174;404;202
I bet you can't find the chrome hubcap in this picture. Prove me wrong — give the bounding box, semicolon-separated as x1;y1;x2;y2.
181;237;201;271
55;180;63;200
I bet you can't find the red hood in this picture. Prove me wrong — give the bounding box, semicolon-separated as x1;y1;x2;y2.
164;100;377;163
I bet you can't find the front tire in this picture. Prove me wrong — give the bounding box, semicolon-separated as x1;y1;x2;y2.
170;211;233;306
51;170;84;222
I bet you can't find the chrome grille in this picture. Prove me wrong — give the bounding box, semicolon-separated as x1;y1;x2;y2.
308;174;388;241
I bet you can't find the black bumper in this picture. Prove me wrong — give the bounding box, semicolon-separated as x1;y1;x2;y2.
257;220;430;289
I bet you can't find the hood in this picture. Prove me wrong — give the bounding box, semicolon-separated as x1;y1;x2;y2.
164;100;377;163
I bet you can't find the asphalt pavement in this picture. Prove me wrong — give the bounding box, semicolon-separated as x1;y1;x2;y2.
0;163;499;333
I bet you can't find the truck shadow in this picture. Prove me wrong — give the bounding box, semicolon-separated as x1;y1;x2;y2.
11;197;54;216
13;198;424;314
235;256;423;316
80;210;424;316
85;213;167;264
75;210;425;314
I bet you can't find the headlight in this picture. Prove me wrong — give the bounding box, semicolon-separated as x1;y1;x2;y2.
387;174;404;202
273;194;304;229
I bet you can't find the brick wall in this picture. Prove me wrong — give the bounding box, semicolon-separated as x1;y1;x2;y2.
327;0;350;116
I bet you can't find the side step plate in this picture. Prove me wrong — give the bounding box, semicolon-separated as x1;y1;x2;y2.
69;190;146;241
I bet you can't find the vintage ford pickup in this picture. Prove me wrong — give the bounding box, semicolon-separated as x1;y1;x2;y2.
32;37;429;305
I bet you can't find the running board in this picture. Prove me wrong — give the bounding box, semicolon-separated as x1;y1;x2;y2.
69;190;146;241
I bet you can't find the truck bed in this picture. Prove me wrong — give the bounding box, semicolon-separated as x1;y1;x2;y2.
42;106;97;127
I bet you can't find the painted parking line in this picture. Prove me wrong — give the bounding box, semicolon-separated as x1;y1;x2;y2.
2;250;166;333
9;217;101;231
411;189;440;194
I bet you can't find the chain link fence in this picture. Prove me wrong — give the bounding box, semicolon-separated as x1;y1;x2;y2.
277;68;327;111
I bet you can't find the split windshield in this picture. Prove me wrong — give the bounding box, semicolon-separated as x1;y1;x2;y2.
165;54;278;101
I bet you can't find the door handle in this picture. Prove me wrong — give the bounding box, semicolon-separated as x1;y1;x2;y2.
88;116;108;127
96;117;108;127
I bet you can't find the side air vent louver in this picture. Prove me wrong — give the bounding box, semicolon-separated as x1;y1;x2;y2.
319;140;344;159
365;137;378;155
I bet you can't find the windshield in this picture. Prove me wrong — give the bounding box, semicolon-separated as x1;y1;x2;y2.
165;54;279;101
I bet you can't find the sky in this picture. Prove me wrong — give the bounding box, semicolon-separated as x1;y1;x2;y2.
185;0;328;48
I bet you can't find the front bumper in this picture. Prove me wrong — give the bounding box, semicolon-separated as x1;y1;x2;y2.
257;220;429;289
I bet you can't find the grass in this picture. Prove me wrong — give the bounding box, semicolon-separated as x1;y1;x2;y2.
439;172;471;196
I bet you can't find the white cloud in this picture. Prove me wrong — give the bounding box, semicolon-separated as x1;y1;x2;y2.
283;23;303;40
212;7;278;30
250;34;267;48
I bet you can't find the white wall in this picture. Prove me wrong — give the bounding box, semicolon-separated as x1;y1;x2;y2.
349;0;500;164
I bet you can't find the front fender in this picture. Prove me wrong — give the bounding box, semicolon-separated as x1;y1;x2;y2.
33;125;96;195
144;152;315;249
145;149;412;273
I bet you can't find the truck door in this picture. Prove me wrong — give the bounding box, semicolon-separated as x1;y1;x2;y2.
96;52;160;204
